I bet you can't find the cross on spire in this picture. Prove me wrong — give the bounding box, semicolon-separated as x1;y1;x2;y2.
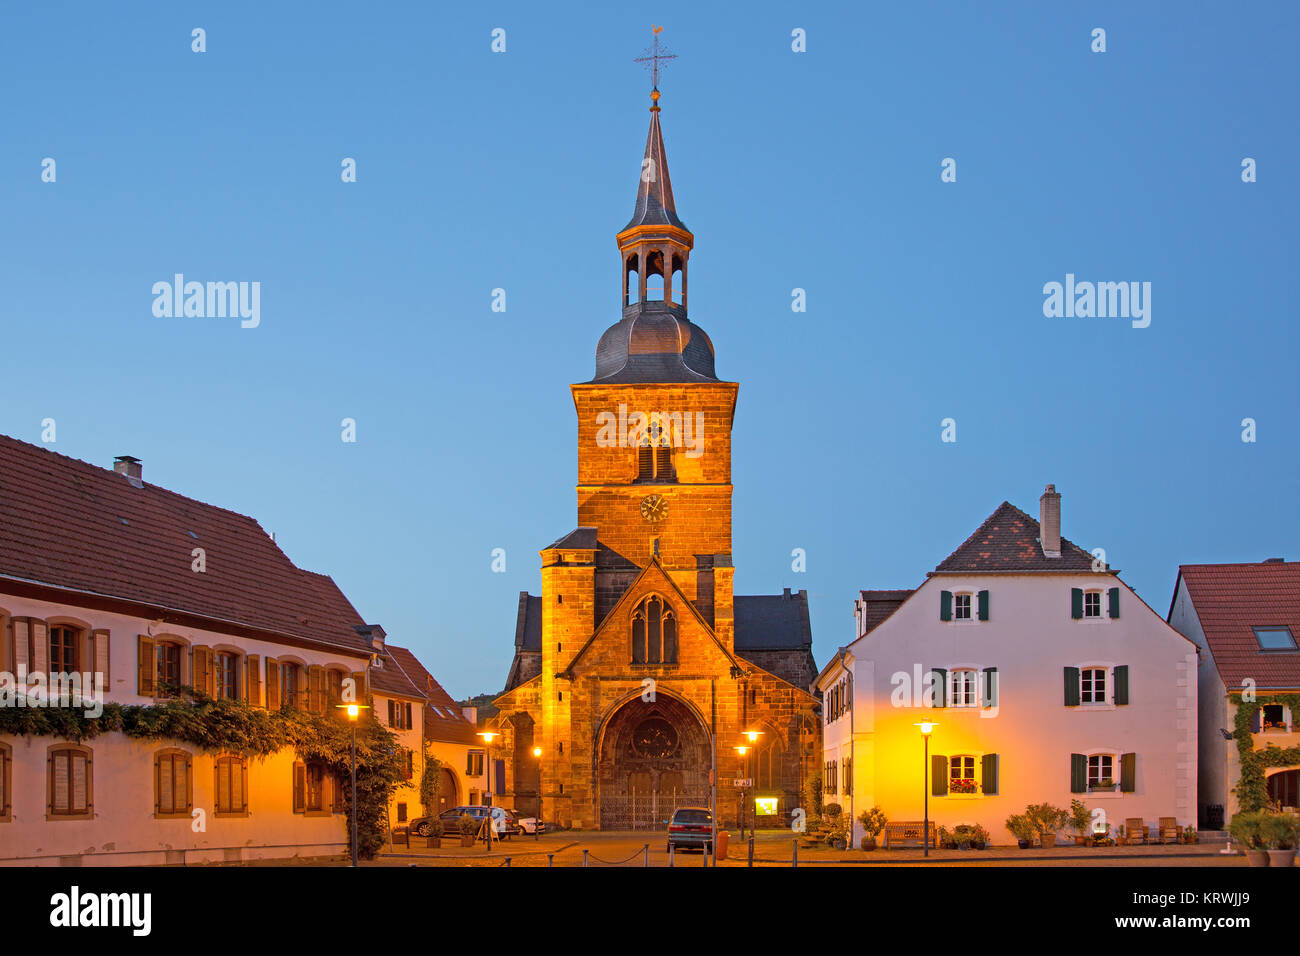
634;26;677;101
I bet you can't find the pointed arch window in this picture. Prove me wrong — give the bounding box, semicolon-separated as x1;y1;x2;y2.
636;438;676;482
631;595;678;665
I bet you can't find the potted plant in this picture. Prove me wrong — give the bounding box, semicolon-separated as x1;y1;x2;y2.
1229;810;1270;866
1090;777;1117;793
1262;812;1298;868
858;806;887;851
457;813;479;847
1005;813;1035;849
1182;825;1197;845
1069;799;1092;846
1025;802;1068;848
424;819;443;848
1115;823;1127;846
970;824;989;850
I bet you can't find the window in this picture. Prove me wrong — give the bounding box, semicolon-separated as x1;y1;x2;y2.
294;761;328;813
388;700;414;730
844;756;853;796
953;593;972;621
1254;627;1298;651
49;626;79;675
1087;754;1115;789
1081;667;1107;704
215;755;248;816
280;662;298;709
1262;704;1289;732
949;755;977;793
48;745;92;818
307;667;327;714
327;669;344;706
467;751;485;776
636;436;675;482
397;802;408;823
631;595;677;664
154;749;192;817
402;750;414;780
0;742;11;822
214;653;238;700
156;642;182;695
950;669;978;707
1084;591;1102;618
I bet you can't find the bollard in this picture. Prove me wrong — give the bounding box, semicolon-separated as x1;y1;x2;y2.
792;837;798;868
748;835;754;867
644;843;650;867
669;844;674;868
548;853;554;867
582;849;589;868
505;857;511;868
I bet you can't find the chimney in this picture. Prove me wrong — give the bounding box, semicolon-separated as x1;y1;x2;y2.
462;705;478;725
114;456;143;485
353;624;386;649
1039;484;1061;558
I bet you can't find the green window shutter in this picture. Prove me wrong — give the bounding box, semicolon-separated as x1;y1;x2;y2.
1064;666;1080;706
982;667;998;707
1071;588;1083;619
981;753;999;795
940;590;953;622
977;589;989;621
1070;753;1087;793
930;668;947;708
1120;753;1136;793
931;755;948;796
1114;665;1130;705
1108;587;1120;619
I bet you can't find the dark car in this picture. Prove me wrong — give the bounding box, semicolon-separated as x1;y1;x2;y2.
666;807;714;854
410;805;494;838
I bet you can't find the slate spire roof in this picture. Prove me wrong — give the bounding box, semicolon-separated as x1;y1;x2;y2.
624;106;687;232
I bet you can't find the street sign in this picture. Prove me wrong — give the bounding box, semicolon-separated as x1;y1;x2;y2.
733;778;753;788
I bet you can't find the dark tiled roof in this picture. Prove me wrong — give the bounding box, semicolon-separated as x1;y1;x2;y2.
623;108;687;232
934;501;1096;573
858;589;913;636
368;643;425;699
734;591;812;650
515;592;542;652
589;303;720;384
545;528;598;551
1176;562;1300;690
0;433;371;655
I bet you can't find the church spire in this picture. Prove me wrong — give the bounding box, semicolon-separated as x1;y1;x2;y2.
617;28;694;313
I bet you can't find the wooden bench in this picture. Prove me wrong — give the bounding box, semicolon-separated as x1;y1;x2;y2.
884;821;938;849
391;825;411;848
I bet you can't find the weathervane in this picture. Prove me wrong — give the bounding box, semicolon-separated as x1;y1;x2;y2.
634;25;677;104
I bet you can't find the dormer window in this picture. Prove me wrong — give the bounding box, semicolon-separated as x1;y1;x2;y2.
1254;626;1297;651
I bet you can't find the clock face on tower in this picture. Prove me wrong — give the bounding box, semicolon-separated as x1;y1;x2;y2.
640;494;668;522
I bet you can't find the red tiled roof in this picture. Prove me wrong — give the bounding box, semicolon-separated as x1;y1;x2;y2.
0;433;371;656
385;644;479;745
934;501;1096;573
1175;562;1300;690
858;589;912;635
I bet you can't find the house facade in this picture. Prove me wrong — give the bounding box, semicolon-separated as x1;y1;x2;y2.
0;435;387;865
1168;560;1300;824
820;485;1198;846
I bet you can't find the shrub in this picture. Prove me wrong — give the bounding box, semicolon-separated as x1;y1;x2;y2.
457;813;480;836
1005;813;1035;843
1069;799;1092;836
857;806;888;838
1261;812;1298;850
1025;802;1069;838
823;802;844;820
1228;810;1269;849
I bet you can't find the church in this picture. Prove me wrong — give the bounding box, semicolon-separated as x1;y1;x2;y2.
490;79;820;831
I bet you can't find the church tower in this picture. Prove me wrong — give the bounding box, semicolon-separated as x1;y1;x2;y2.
495;51;818;832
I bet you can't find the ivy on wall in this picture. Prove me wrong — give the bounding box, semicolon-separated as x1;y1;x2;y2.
1231;694;1300;812
0;689;403;860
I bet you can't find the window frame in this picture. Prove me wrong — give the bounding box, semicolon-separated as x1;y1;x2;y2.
1083;590;1103;619
213;651;238;700
1080;666;1108;705
949;668;979;708
214;754;249;818
948;754;978;794
630;594;678;666
46;743;93;820
154;748;193;819
1086;753;1117;792
48;625;80;676
1253;626;1298;652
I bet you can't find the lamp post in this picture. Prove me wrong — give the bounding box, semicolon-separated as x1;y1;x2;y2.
336;701;371;868
733;745;749;842
914;721;937;857
738;730;763;855
532;746;543;841
477;730;499;852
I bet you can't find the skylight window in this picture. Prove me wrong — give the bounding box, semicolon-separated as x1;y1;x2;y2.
1254;626;1298;651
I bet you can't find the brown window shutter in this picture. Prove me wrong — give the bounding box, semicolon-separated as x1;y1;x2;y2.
265;657;280;709
406;702;413;728
246;654;260;706
191;646;210;696
388;699;395;725
30;620;49;676
350;670;367;706
92;630;110;695
12;618;30;676
293;762;305;813
137;635;156;696
295;665;308;711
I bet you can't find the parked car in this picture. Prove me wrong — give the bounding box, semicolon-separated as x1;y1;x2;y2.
511;810;547;835
666;807;714;854
410;805;495;838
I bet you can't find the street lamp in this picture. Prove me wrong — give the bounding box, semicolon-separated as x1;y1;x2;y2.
336;701;371;867
733;745;749;842
914;721;937;857
477;730;499;852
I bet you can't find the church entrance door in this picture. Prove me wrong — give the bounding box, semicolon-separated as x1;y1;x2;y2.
597;695;710;830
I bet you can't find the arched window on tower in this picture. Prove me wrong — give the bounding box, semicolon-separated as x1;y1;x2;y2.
631;596;677;665
636;427;676;483
626;256;639;305
671;255;685;306
646;250;665;301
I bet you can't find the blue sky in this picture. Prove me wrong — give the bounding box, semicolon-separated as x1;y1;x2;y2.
3;2;1296;698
